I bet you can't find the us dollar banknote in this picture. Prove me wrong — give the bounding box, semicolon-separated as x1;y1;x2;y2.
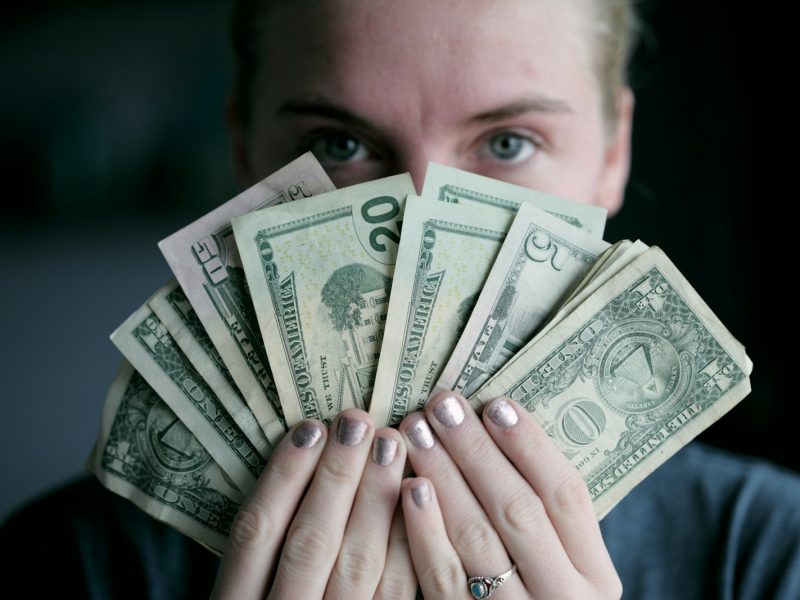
370;195;513;427
470;247;752;518
536;240;650;341
421;163;607;237
159;153;335;444
88;361;243;555
149;280;272;460
435;202;609;399
233;175;415;426
480;242;642;389
111;289;265;493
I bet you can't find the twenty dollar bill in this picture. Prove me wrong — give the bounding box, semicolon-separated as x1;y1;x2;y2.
370;195;512;427
421;163;607;237
234;175;415;425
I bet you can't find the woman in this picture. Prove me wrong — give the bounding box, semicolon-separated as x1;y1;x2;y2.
3;1;799;598
211;1;800;598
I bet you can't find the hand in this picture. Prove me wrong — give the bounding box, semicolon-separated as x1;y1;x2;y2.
210;409;417;599
399;392;622;599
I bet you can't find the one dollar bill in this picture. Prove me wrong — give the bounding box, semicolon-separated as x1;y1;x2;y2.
88;361;242;555
471;247;751;518
111;288;266;493
149;280;272;460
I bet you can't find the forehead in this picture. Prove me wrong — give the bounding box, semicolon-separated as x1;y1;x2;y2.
256;0;595;124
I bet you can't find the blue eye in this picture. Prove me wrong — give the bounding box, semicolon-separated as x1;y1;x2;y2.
308;132;370;165
484;132;537;163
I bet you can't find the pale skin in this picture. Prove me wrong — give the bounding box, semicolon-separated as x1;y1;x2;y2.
212;0;633;597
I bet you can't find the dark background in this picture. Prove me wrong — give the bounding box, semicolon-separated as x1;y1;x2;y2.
0;1;792;521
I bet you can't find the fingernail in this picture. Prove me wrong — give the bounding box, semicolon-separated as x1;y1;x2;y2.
336;416;368;446
487;398;519;430
432;394;465;428
410;480;431;508
292;421;323;448
372;436;398;466
406;419;434;449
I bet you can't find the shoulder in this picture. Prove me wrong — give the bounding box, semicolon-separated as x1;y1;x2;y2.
609;441;800;518
602;442;800;600
0;476;219;598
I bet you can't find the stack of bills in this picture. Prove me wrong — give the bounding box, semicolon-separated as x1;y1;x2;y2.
87;154;752;553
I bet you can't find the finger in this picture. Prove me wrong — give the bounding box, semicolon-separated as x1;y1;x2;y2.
325;428;406;599
374;507;418;600
400;414;526;597
426;391;575;591
211;419;326;600
268;410;374;600
401;477;466;600
483;396;615;579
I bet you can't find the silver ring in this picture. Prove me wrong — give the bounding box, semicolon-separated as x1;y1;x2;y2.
467;564;517;599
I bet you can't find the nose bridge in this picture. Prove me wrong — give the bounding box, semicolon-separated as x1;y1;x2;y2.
394;144;450;194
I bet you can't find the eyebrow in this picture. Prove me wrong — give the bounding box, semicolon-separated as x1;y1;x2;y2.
276;96;374;129
275;94;573;128
468;96;574;123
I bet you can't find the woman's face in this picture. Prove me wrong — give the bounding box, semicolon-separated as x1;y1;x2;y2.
234;0;633;215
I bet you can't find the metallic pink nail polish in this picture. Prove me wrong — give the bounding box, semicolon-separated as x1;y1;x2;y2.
372;436;398;466
487;398;519;430
337;416;368;446
292;421;323;448
432;394;465;428
411;481;431;508
406;419;434;449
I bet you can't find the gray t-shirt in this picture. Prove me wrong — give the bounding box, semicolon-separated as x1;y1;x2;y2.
2;442;799;598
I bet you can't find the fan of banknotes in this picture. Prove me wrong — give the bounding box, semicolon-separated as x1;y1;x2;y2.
87;153;753;554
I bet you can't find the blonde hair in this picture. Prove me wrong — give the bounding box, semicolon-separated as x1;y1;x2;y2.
585;0;641;132
231;0;641;131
